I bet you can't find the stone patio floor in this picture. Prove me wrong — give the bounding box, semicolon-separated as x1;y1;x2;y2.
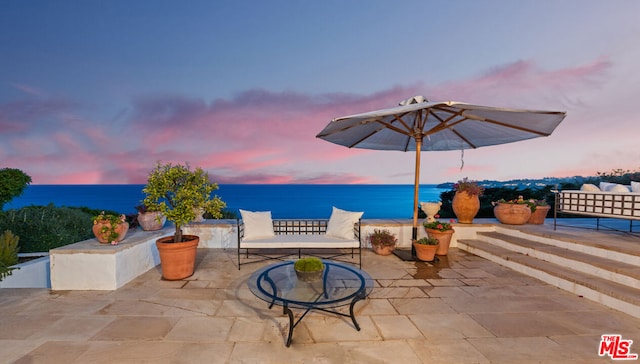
1;245;639;363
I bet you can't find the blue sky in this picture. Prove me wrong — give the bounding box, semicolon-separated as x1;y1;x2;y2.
2;1;639;184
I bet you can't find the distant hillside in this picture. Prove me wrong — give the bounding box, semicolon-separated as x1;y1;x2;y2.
436;176;599;190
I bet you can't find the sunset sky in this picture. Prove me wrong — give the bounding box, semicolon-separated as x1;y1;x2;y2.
2;1;639;185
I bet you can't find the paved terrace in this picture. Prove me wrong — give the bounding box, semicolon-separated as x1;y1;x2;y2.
2;222;640;363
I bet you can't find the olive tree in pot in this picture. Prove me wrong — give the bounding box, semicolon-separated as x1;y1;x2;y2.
143;162;226;280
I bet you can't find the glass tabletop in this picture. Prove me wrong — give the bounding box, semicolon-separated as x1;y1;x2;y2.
248;260;374;309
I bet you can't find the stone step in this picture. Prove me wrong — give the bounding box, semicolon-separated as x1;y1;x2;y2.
477;231;640;289
458;238;640;319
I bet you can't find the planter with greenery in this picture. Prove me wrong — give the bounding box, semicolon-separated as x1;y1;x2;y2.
492;196;532;225
142;162;226;280
92;211;129;244
293;257;325;282
526;199;550;224
423;216;455;255
368;229;397;255
135;204;166;231
451;177;484;224
412;237;439;262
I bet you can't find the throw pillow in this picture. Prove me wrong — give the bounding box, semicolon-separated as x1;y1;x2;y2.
599;182;616;191
326;206;363;240
580;184;600;192
631;181;640;193
239;209;275;240
609;184;631;193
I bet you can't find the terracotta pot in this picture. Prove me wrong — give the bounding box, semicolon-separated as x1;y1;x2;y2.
425;228;455;255
413;241;439;262
92;221;129;244
156;235;199;280
452;191;480;224
527;205;551;224
493;203;531;225
371;244;396;256
137;211;166;231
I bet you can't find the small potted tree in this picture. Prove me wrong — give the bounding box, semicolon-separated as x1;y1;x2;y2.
368;229;397;255
143;162;226;280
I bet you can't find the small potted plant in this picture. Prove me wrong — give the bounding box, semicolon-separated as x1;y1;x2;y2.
423;215;455;255
492;196;532;225
135;204;166;231
92;211;129;244
294;257;325;282
412;237;439;262
527;199;551;224
452;177;484;223
142;162;226;280
368;229;397;255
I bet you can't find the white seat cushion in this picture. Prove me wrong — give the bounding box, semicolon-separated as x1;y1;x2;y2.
240;234;360;249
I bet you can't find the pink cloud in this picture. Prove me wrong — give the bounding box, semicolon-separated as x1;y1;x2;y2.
1;57;621;184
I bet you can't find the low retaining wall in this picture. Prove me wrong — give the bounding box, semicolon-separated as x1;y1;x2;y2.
39;219;490;291
0;255;50;288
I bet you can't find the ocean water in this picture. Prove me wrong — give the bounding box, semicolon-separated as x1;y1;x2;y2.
5;184;448;219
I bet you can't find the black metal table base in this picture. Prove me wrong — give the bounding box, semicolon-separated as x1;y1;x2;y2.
280;293;365;347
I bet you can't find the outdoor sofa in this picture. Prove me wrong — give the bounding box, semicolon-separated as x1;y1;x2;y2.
236;207;363;269
554;181;640;232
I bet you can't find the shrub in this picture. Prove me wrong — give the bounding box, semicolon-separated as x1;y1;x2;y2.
0;204;94;253
0;230;20;281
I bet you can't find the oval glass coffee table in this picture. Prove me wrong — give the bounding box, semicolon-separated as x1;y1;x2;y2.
248;260;374;347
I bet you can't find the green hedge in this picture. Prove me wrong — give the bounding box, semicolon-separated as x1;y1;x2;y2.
0;204;95;253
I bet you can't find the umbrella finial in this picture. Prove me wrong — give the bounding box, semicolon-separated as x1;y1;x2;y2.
399;96;429;106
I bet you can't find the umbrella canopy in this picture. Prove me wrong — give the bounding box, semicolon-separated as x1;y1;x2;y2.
316;96;566;248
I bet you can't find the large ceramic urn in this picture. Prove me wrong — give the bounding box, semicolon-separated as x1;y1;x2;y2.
452;191;480;224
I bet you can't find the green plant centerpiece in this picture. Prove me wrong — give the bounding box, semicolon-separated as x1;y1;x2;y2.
368;229;397;255
92;211;129;244
294;257;325;282
142;162;226;280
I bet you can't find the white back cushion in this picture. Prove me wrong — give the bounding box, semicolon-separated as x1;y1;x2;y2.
240;209;275;240
631;181;640;193
326;206;363;240
580;184;600;192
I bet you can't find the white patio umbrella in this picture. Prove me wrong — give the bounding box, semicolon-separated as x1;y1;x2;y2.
316;96;566;259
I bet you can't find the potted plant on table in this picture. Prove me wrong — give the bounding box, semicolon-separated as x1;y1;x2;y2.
492;196;532;225
452;177;484;224
368;229;397;256
412;237;439;262
423;215;455;255
135;204;166;231
142;162;226;280
294;257;325;282
92;211;129;244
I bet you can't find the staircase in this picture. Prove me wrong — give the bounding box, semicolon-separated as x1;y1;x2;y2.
457;225;640;319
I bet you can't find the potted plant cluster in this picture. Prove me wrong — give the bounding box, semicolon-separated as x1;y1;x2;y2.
492;196;532;225
92;211;129;244
451;177;484;224
135;204;166;231
368;229;397;256
294;257;325;282
412;237;439;262
423;215;455;255
143;162;226;280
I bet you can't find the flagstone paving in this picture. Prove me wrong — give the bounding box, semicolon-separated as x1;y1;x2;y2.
1;247;639;363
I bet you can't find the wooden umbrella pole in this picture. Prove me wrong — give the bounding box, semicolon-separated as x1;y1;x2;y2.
412;136;422;243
